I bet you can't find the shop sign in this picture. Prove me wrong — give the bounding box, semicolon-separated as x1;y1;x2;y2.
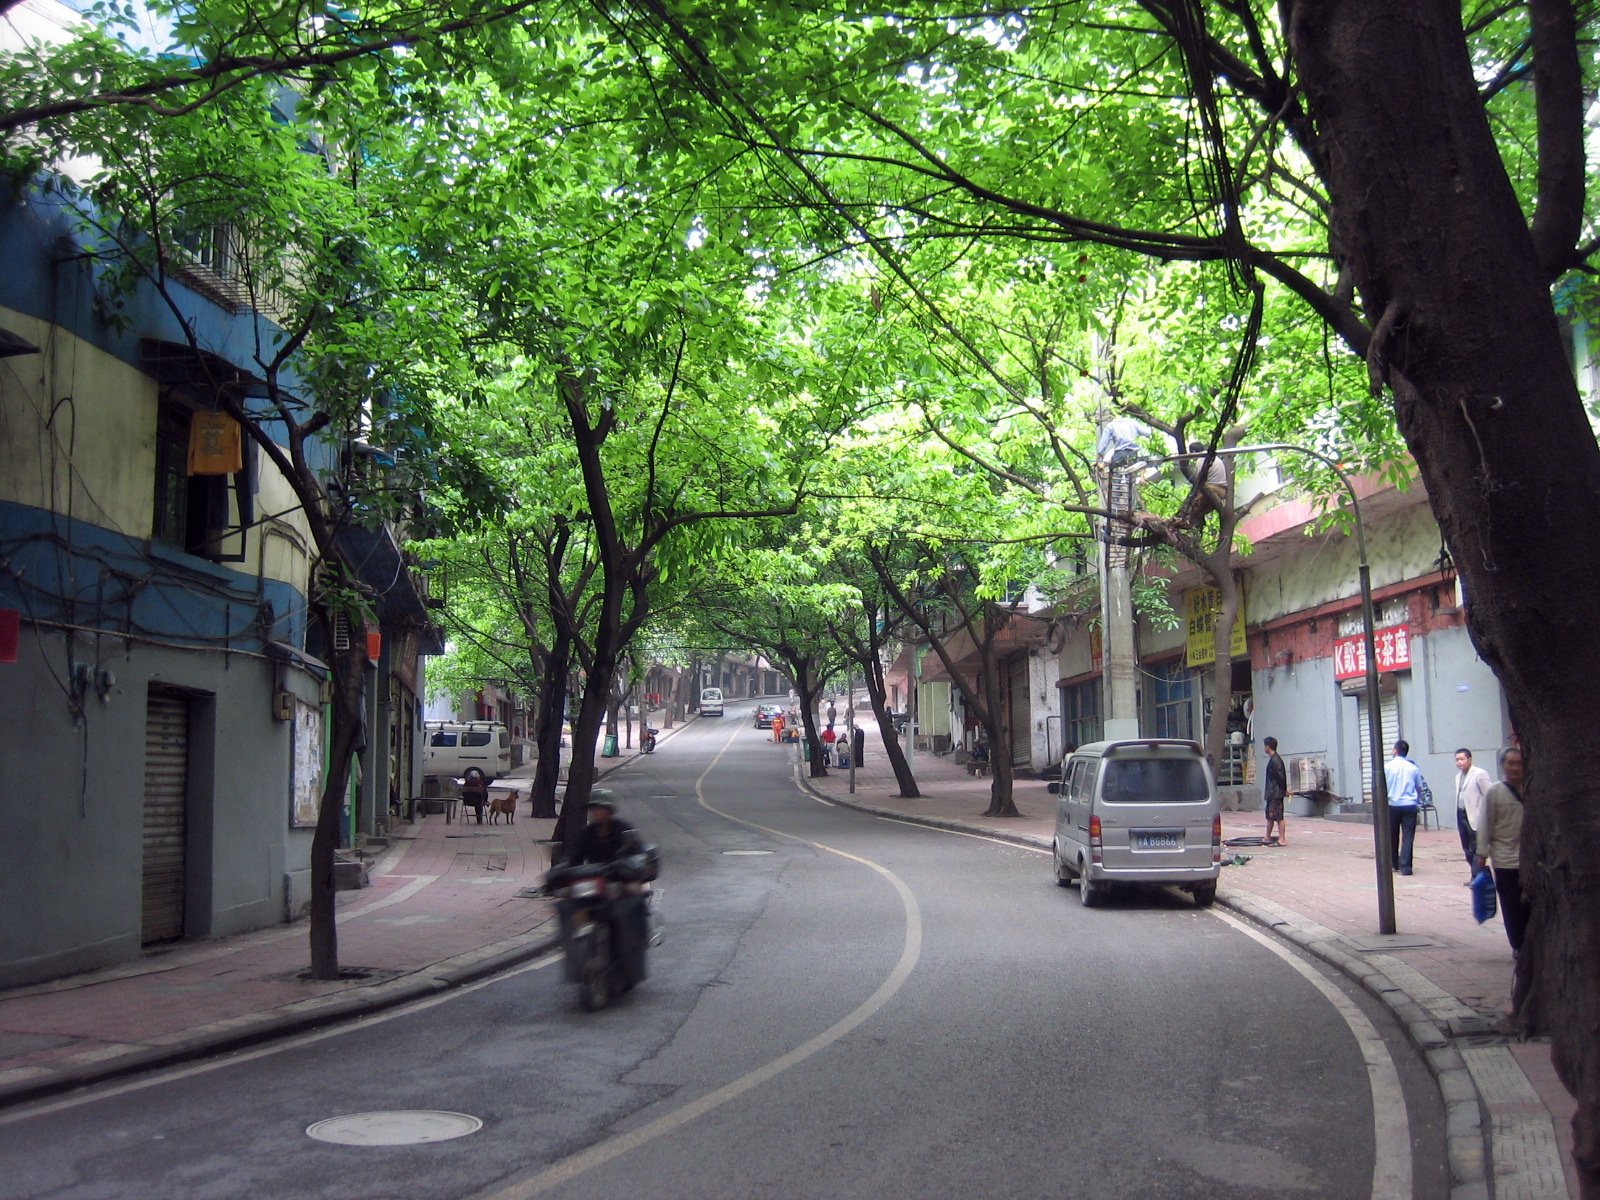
1184;585;1247;667
1332;625;1412;680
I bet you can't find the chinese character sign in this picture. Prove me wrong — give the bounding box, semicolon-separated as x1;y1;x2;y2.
1331;626;1412;681
1184;586;1248;667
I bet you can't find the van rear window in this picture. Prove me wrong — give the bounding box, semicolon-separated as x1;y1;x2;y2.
1101;758;1208;803
462;731;492;747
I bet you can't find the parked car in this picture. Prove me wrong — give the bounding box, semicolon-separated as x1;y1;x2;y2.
424;721;512;780
754;703;782;728
1048;738;1221;908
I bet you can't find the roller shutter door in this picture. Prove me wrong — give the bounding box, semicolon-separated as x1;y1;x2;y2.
1356;691;1401;803
1007;654;1031;766
142;694;188;943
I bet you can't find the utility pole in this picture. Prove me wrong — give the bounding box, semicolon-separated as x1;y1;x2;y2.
1099;459;1141;740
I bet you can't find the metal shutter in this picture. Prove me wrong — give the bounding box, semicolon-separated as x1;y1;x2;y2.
142;694;188;943
1007;654;1031;766
1356;691;1401;803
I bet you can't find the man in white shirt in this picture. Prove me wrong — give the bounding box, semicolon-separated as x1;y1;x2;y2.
1454;747;1493;883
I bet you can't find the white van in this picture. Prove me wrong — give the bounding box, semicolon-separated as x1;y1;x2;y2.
424;721;511;779
699;687;724;717
1048;739;1221;908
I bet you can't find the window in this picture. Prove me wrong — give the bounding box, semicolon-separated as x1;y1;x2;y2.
151;401;254;561
1101;757;1209;804
1148;661;1195;740
1070;760;1092;804
1062;679;1101;751
461;731;491;747
429;731;458;747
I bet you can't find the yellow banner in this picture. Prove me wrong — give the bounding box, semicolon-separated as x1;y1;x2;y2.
1184;585;1247;667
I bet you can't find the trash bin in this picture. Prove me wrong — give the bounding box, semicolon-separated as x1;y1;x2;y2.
802;740;810;762
602;733;618;758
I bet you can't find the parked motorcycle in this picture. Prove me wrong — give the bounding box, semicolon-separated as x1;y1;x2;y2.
546;848;660;1011
642;727;658;754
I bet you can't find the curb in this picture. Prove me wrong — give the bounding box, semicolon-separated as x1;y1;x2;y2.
0;929;561;1113
798;769;1491;1200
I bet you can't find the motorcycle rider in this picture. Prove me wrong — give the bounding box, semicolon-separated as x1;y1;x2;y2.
559;797;651;983
567;796;642;865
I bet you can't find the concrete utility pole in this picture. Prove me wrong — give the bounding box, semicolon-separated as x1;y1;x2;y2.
1098;461;1142;740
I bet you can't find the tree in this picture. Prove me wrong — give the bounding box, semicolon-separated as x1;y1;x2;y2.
827;561;921;798
871;541;1029;819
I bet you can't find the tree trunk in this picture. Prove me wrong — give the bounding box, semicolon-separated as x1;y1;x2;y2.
860;651;919;798
556;669;610;853
979;652;1017;819
529;635;570;820
1287;6;1600;1191
307;623;367;980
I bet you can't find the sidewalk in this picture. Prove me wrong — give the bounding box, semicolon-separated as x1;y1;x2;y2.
795;738;1578;1200
0;709;674;1111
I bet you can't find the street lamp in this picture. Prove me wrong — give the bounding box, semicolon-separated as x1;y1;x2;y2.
1150;442;1396;934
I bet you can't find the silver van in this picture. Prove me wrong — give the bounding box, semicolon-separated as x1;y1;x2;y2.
1048;739;1221;908
424;721;511;779
700;687;724;717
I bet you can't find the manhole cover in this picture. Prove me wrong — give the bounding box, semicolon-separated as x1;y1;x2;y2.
1345;933;1446;952
306;1110;482;1146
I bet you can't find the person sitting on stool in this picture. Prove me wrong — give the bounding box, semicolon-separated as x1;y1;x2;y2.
461;767;489;824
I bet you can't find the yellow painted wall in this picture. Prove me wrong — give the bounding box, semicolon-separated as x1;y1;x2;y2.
0;307;316;594
0;309;156;536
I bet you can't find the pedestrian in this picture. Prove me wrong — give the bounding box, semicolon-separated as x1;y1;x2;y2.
820;724;836;765
1383;740;1423;875
1454;748;1493;883
826;700;837;727
1262;736;1288;846
1476;746;1528;955
771;712;784;744
852;724;866;766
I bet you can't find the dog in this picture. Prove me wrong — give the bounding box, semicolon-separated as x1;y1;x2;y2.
488;790;518;825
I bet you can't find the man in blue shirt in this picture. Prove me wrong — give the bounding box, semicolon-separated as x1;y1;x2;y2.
1383;740;1423;875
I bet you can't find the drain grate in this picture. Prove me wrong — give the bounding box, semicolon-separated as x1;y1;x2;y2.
307;1110;482;1146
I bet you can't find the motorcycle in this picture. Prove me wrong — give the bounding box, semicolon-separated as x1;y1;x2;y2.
546;848;661;1011
642;727;658;753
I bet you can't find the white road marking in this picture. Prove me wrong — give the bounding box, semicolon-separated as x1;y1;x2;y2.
1210;909;1413;1200
477;721;924;1200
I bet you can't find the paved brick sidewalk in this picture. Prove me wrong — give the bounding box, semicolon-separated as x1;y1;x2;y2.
0;712;674;1111
793;730;1578;1200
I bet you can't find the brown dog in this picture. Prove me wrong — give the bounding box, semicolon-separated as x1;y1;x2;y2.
488;790;517;825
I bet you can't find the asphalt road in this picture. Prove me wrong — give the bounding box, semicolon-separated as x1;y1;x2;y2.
0;703;1447;1199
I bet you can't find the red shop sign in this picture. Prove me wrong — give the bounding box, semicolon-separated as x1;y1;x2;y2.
1332;625;1412;681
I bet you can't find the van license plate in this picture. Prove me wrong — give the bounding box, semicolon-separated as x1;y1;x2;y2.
1135;832;1181;850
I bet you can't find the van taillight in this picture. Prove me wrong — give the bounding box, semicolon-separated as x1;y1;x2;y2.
1212;813;1223;864
1089;814;1103;865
